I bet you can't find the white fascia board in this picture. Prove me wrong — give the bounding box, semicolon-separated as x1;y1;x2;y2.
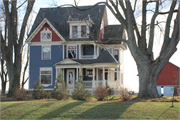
55;65;81;68
27;18;66;43
29;41;64;46
64;41;95;44
53;58;81;66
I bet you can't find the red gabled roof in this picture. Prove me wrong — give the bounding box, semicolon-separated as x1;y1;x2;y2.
31;23;62;42
157;62;180;85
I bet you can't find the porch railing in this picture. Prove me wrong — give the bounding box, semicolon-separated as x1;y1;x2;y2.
83;81;92;88
94;80;102;87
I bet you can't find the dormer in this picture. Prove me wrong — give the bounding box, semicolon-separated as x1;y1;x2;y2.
67;15;94;39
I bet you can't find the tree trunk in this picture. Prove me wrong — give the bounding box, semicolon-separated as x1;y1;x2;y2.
2;81;7;96
137;60;169;98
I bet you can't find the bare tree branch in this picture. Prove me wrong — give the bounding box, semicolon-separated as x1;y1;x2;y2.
139;0;147;54
18;0;35;49
161;0;177;54
147;1;159;57
17;0;28;10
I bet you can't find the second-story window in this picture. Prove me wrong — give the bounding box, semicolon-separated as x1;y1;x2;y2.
114;49;119;61
42;46;51;60
81;26;86;37
72;26;77;37
68;46;76;59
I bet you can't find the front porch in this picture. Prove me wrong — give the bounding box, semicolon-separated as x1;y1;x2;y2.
55;67;121;91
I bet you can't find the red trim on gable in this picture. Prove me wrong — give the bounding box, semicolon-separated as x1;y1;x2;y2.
31;23;62;42
157;62;180;86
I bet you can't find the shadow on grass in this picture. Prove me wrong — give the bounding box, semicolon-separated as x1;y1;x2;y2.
38;101;86;119
18;102;55;119
75;102;135;119
157;106;172;119
1;102;25;112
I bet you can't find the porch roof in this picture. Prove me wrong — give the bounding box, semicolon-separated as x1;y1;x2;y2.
53;49;119;66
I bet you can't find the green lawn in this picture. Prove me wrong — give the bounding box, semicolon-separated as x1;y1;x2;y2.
1;100;179;119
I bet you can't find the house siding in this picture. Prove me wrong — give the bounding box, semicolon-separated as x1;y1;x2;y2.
29;45;63;89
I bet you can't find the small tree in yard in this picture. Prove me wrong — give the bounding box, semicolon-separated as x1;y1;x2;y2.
72;76;91;100
32;79;50;99
119;87;132;101
13;85;27;100
51;75;69;100
93;85;109;101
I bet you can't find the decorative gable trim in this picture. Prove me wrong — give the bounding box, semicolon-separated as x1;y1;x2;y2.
53;58;81;66
27;18;65;43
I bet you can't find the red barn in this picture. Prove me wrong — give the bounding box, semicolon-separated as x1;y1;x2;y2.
157;62;180;96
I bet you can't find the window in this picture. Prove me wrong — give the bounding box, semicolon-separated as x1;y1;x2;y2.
86;69;93;76
41;28;52;41
72;26;77;37
81;26;86;37
114;72;117;81
68;46;76;59
68;72;73;84
42;46;51;59
40;68;52;85
114;49;119;61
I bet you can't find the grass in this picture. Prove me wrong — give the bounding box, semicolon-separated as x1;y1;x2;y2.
1;99;179;119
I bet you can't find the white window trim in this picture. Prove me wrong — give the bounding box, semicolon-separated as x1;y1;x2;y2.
72;26;78;38
114;48;119;61
41;28;52;42
40;67;53;87
86;68;93;77
67;45;77;59
69;23;90;39
42;45;51;60
81;25;87;37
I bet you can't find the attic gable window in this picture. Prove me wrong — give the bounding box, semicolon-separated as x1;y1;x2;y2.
72;26;77;37
81;26;86;37
41;28;52;41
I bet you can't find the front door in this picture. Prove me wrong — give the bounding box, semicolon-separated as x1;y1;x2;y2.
67;69;75;89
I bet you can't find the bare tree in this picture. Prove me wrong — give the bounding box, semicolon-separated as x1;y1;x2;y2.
71;0;179;98
1;0;35;96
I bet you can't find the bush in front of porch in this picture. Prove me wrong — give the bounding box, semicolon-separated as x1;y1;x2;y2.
72;76;91;100
51;75;69;100
93;85;109;101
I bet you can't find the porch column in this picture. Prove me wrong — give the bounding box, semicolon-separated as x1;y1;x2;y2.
76;68;79;82
97;45;99;57
63;68;64;80
56;68;58;81
92;67;95;88
63;44;64;59
79;44;81;59
103;67;105;86
96;68;98;87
